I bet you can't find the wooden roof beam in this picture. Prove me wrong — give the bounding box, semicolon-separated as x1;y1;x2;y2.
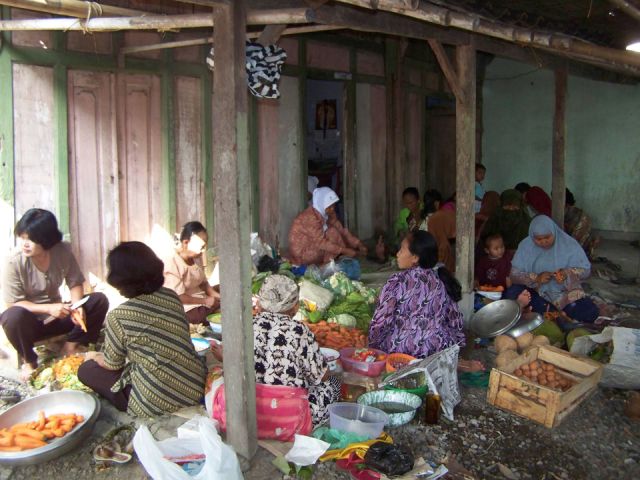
0;0;147;17
428;39;465;102
607;0;640;23
332;0;640;75
0;9;313;31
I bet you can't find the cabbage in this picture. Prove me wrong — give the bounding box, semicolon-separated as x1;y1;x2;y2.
328;313;357;328
327;292;375;332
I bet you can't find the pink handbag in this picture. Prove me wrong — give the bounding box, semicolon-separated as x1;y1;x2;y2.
212;383;312;441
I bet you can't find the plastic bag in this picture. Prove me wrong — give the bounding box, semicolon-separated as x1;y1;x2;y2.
363;442;414;476
570;326;640;389
299;280;334;312
132;416;243;480
337;257;361;280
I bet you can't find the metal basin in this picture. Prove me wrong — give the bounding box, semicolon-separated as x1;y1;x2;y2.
357;390;422;427
506;311;544;338
0;390;100;466
469;299;521;338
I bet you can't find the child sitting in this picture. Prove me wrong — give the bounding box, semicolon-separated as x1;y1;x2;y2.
475;234;513;290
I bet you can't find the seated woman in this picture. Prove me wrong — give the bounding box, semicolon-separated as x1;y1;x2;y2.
368;231;466;359
288;187;367;266
78;242;206;417
503;215;599;326
525;186;552;217
481;189;531;252
475;190;501;242
0;208;108;379
164;221;219;326
211;275;340;425
393;187;422;243
419;189;456;272
565;188;599;259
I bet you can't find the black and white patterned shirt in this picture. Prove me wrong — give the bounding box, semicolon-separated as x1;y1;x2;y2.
253;312;327;388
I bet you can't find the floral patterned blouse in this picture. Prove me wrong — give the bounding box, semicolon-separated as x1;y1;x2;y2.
253;311;327;388
368;266;465;358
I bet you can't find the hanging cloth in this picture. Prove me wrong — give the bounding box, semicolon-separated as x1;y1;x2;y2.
207;41;287;99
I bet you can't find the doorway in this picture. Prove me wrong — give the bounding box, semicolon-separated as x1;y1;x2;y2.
305;79;345;221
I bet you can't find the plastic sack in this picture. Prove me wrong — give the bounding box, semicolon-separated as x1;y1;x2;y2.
570;326;640;389
337;257;361;280
381;345;461;421
299;279;334;312
364;442;414;476
250;232;273;267
212;383;312;441
132;416;243;480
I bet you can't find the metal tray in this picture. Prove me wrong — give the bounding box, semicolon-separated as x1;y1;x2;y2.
0;390;100;466
506;311;544;338
469;299;521;338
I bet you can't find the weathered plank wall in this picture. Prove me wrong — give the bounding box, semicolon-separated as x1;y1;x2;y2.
174;75;205;230
67;70;119;281
116;74;163;244
12;64;56;216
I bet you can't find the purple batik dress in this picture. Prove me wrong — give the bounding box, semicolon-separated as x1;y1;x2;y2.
368;266;465;358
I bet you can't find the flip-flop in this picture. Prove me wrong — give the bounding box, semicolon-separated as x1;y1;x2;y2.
93;442;132;464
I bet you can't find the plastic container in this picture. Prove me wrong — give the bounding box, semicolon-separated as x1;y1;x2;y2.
320;347;340;372
385;353;417;373
340;348;387;377
328;402;388;439
357;390;422;427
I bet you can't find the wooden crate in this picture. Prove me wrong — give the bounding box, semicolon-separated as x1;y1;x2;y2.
487;345;603;428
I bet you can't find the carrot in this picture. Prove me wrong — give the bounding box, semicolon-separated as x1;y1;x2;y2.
75;415;84;423
40;429;55;439
0;446;23;452
0;434;14;447
317;321;328;327
36;411;46;431
14;436;46;448
10;428;45;441
52;428;65;438
8;423;30;431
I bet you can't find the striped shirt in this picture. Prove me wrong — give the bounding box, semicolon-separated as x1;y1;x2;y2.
103;287;206;417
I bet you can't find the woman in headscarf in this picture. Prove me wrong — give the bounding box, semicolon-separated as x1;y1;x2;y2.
475;191;501;241
480;189;531;251
211;274;340;425
564;188;599;259
288;187;367;265
419;189;456;272
503;215;599;325
525;186;552;217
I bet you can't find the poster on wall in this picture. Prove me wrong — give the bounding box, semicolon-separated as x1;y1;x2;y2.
315;99;337;137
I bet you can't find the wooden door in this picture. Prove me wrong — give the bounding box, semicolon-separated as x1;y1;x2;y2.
116;74;162;243
67;70;119;281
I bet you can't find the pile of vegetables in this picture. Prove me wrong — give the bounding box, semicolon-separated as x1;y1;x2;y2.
31;354;89;391
307;321;367;350
494;333;550;369
350;348;386;363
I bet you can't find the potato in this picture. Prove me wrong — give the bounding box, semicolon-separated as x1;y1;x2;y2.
516;332;534;350
496;350;520;369
495;335;518;353
531;335;551;347
514;368;523;376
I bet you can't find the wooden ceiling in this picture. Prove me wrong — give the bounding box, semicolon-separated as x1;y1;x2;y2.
430;0;640;49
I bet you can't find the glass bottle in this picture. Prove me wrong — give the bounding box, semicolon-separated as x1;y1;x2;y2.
423;393;441;424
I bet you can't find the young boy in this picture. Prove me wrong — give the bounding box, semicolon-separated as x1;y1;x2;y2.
475;233;513;289
475;163;486;213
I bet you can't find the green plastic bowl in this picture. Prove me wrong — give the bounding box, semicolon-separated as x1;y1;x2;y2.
383;384;428;399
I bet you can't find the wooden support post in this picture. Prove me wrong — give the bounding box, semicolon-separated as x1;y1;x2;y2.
455;44;476;322
551;68;567;226
212;0;257;463
257;24;286;45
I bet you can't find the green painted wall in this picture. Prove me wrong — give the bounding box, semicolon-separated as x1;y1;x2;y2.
482;58;640;233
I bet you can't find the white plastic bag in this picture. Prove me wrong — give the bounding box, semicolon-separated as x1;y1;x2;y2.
133;416;243;480
570;326;640;389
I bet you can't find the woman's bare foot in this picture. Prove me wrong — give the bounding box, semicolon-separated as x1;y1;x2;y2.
20;362;35;382
59;341;81;357
516;290;531;309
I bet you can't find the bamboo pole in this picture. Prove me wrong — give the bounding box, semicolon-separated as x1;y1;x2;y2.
607;0;640;23
118;25;343;56
332;0;640;71
0;0;147;18
0;9;312;31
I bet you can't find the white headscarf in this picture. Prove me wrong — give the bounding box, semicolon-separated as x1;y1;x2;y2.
312;187;340;231
307;176;319;194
